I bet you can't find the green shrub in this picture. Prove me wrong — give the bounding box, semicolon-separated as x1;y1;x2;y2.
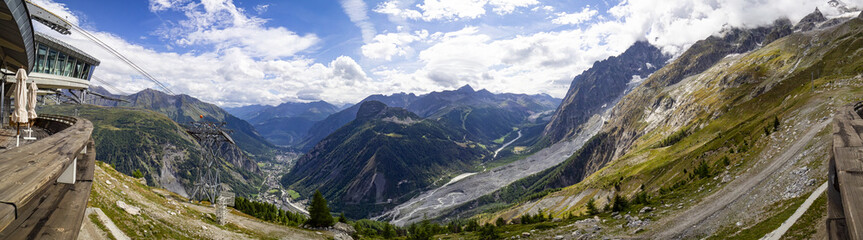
132;169;144;179
612;194;629;212
656;127;690;148
479;223;500;240
586;198;598;215
694;161;711;179
631;192;650;205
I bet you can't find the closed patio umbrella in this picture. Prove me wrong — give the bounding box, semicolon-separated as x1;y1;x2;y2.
10;68;28;145
26;80;37;121
22;80;38;141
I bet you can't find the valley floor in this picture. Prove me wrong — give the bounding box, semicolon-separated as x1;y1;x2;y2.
380;112;607;226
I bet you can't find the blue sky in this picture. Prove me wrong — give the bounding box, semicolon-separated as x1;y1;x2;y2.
31;0;850;107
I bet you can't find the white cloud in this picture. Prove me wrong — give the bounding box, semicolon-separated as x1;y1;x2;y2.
28;0;80;25
369;0;842;99
606;0;831;55
488;0;539;15
254;4;269;14
376;0;539;22
417;0;487;21
374;0;423;23
340;0;377;43
361;30;428;60
151;0;319;59
148;0;189;12
29;0;383;107
31;0;855;108
552;7;598;25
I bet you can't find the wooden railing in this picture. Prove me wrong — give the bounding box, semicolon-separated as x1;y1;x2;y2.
0;115;94;239
829;101;863;240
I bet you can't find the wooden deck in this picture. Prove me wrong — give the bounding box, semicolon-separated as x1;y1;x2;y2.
0;115;94;240
829;102;863;240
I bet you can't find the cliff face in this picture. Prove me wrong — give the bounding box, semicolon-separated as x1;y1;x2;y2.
39;105;264;197
543;41;670;144
91;88;269;174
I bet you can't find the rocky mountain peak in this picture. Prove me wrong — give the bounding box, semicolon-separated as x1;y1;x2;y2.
542;41;670;144
356;100;389;120
456;84;475;93
794;8;828;31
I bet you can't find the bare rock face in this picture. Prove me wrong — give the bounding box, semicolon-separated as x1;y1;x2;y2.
794;8;827;32
116;201;141;215
543;41;670;144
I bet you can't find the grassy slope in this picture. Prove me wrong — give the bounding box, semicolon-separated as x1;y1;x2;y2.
471;17;863;238
88;161;327;239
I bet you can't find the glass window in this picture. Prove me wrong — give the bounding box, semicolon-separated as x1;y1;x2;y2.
36;44;48;73
65;57;76;77
74;61;84;79
46;48;58;75
55;52;67;75
81;64;91;80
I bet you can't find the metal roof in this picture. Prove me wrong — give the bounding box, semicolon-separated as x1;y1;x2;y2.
34;31;100;66
0;0;35;72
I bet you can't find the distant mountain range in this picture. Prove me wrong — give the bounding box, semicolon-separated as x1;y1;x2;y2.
225;101;341;147
297;85;560;152
281;86;560;218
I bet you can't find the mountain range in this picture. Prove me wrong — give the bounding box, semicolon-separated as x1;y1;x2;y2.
429;8;857;239
281;86;560;217
226;101;341;147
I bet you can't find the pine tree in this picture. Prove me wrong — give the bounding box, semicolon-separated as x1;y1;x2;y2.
339;212;348;223
586;198;598;215
308;190;334;228
479;223;500;240
383;224;397;239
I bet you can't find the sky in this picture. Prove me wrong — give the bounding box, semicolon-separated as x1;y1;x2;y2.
29;0;862;107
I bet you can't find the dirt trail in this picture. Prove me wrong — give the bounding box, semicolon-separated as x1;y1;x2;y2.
651;120;829;239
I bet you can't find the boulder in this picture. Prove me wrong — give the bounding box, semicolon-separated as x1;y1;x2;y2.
116;200;140;215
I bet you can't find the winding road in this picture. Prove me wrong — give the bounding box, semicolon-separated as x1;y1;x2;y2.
494;130;522;159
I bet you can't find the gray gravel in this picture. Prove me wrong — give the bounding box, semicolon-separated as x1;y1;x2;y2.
379;112;607;226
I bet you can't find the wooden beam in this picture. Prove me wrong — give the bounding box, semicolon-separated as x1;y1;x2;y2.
0;37;24;53
0;12;12;21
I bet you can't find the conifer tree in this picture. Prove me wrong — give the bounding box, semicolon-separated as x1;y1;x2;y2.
339;212;347;223
308;190;334;227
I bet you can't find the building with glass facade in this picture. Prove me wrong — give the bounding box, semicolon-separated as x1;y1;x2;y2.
28;32;100;89
1;0;102;124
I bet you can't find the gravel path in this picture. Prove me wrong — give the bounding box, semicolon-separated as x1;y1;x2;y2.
761;181;828;240
651;120;829;239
